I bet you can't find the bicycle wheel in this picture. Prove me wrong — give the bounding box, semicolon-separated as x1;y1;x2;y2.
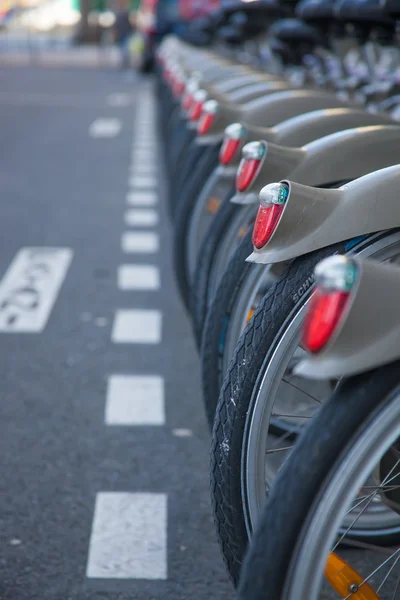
201;230;277;430
211;230;400;585
239;361;400;599
173;171;233;309
191;200;257;346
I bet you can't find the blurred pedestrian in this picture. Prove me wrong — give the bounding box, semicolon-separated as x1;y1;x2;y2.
114;1;133;69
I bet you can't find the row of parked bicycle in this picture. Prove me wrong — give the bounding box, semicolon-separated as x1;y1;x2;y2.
155;0;400;597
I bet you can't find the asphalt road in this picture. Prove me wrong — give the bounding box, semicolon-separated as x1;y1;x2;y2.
0;65;232;600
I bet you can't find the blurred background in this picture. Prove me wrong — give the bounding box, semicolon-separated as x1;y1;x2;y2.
0;0;221;69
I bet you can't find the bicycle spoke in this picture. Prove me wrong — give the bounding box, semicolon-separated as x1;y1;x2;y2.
343;548;400;599
271;413;312;419
376;552;400;593
281;378;323;404
333;456;400;551
265;446;294;455
390;573;400;600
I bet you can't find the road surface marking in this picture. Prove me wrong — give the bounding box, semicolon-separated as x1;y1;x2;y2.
131;149;155;161
89;119;122;138
0;247;72;332
129;176;157;189
117;265;160;290
126;191;158;206
172;429;193;437
132;146;156;156
107;93;131;107
124;209;158;227
112;309;162;343
130;167;157;179
121;232;159;253
135;135;156;144
105;375;165;425
86;492;167;579
130;159;157;170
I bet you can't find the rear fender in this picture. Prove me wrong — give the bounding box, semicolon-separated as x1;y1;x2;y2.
234;124;400;205
216;123;276;178
295;258;400;380
196;89;349;146
247;163;400;264
231;142;305;204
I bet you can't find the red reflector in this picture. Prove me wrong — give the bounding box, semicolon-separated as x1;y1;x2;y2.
182;93;194;112
302;290;350;353
174;80;185;98
189;101;204;122
198;112;215;135
220;138;240;165
252;203;285;249
236;159;261;192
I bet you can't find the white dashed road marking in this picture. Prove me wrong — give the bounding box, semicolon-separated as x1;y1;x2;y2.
124;209;159;227
112;309;162;343
86;492;167;579
117;265;160;290
0;247;73;332
105;375;165;425
172;429;193;437
126;191;158;206
131;151;156;163
129;176;157;189
89;118;122;138
130;163;157;174
121;232;159;253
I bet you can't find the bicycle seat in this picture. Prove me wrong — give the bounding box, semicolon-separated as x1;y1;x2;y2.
296;0;336;23
228;10;281;37
383;0;400;19
215;24;245;45
270;37;298;64
336;0;395;42
269;18;324;48
215;0;287;24
336;0;394;25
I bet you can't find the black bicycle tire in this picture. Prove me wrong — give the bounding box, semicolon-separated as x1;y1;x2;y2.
238;361;400;599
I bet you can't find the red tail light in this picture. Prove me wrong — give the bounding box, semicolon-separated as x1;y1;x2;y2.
182;79;199;113
302;256;359;354
197;99;219;135
173;74;186;98
236;141;267;192
252;182;289;249
182;93;194;112
189;89;207;122
220;123;246;165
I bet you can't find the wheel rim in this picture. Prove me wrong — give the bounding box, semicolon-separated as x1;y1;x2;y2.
243;231;400;539
207;205;257;305
222;264;275;375
186;173;232;280
285;387;400;599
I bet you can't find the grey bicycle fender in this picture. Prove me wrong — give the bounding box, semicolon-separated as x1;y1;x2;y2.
247;161;400;264
295;258;400;380
216;124;277;177
231;142;305;204
196;89;350;146
274;107;396;147
217;108;392;180
206;73;281;95
223;81;290;104
233;124;400;205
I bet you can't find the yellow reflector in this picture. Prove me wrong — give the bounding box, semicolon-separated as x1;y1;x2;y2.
238;226;249;240
325;552;380;599
246;308;255;323
206;196;221;215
